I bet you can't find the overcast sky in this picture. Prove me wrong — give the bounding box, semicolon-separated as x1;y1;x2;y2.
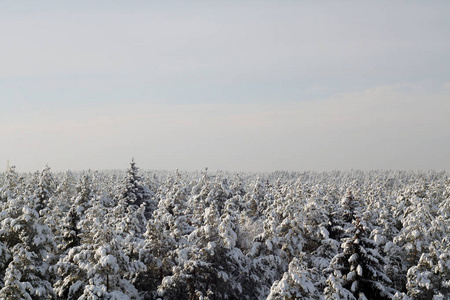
1;1;449;172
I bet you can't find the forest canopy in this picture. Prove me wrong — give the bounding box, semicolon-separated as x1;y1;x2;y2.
0;162;449;299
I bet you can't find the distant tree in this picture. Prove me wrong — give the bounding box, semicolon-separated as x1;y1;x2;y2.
121;159;155;217
73;172;94;216
0;165;23;202
33;165;55;217
47;170;76;238
244;177;266;219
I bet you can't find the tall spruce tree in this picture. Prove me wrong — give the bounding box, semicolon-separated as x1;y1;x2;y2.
122;159;155;217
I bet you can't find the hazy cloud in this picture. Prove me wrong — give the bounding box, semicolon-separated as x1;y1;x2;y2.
2;82;449;172
1;1;449;171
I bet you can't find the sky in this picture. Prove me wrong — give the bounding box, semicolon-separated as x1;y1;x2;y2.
1;1;450;172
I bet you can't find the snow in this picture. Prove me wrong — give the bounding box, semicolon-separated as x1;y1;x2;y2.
357;265;363;276
0;167;449;299
349;253;358;263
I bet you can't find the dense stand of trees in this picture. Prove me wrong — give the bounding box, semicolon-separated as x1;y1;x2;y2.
0;161;449;299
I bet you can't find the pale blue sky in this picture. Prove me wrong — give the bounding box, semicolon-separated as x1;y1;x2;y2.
1;1;450;172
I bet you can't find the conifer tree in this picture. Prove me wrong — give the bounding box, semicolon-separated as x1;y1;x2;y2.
122;159;155;217
325;218;396;300
73;172;94;216
0;238;11;289
46;170;76;239
0;165;22;202
58;205;81;252
406;236;450;299
268;253;324;300
0;196;56;299
394;195;434;268
34;165;55;217
158;200;249;300
54;195;145;299
137;172;194;298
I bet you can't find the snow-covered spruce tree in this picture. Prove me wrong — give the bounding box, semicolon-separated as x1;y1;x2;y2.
121;159;156;217
54;195;145;299
249;212;285;298
302;185;333;253
137;214;177;297
55;170;76;202
393;194;434;269
0;253;32;300
57;205;81;252
48;170;76;236
428;188;450;242
247;177;302;297
243;177;267;219
0;245;54;300
268;253;324;300
217;196;256;297
109;195;147;269
205;173;234;216
0;168;19;287
323;189;355;244
369;195;408;293
406;236;450;299
0;240;10;288
0;195;56;299
0;165;23;202
138;171;193;296
73;172;94;217
185;170;216;230
158;200;249;300
229;173;247;198
277;209;306;264
55;172;95;253
325;218;396;300
340;189;361;227
301;187;349;294
33;165;55;217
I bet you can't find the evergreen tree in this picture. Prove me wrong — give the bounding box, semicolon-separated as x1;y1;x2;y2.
394;195;434;268
268;253;324;300
122;159;155;217
406;236;450;299
325;218;396;300
34;165;55;217
73;172;94;217
0;165;23;202
46;170;76;240
54;196;145;299
58;205;81;252
0;241;10;288
0;197;56;300
158;200;249;299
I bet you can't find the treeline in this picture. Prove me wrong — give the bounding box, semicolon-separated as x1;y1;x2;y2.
0;161;449;299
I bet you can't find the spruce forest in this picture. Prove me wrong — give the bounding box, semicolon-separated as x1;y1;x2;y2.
0;161;449;300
